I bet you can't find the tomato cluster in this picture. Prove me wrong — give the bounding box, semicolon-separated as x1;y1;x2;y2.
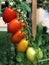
2;7;43;63
2;7;29;52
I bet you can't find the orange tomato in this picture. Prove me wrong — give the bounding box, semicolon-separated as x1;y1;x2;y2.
7;19;25;33
11;30;24;43
17;39;29;52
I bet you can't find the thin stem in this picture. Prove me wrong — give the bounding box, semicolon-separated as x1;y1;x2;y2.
38;58;49;62
36;58;49;63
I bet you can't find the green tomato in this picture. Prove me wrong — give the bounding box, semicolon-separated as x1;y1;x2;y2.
26;47;36;62
38;48;43;59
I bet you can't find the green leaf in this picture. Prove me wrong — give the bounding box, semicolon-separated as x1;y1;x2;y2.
20;2;31;12
38;37;42;46
37;23;43;35
0;11;2;17
16;52;24;62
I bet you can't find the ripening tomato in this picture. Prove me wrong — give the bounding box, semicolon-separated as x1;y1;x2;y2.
11;30;25;43
7;19;25;33
26;47;36;62
2;7;18;23
37;48;43;59
17;39;29;52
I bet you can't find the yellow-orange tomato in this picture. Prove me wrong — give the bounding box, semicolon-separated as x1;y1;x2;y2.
16;39;29;52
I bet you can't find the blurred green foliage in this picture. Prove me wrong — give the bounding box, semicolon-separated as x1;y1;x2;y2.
0;32;16;65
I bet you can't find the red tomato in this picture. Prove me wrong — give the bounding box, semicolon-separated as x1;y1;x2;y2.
7;19;25;33
2;7;18;23
11;29;24;43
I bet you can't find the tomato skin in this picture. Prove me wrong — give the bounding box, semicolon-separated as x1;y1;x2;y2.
7;19;25;33
11;30;24;43
2;7;18;23
17;39;29;52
